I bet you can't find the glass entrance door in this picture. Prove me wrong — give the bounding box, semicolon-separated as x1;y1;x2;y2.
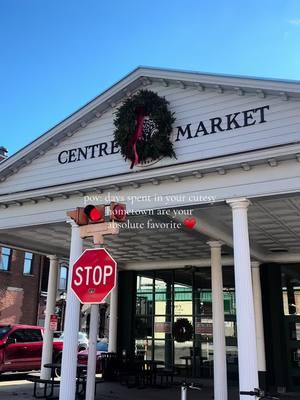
173;269;193;376
282;266;300;390
134;267;237;380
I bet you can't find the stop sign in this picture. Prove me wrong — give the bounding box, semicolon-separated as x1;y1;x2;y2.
71;248;117;304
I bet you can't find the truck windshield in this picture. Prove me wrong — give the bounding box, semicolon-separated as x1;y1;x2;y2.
0;326;10;339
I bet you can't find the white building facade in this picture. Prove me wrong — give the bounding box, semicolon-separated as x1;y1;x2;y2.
1;67;300;399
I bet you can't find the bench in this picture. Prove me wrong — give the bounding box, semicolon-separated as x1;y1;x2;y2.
27;373;104;399
119;359;143;388
26;374;60;399
156;367;176;387
76;374;105;398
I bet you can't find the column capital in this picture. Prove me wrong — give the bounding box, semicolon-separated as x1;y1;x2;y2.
226;197;251;209
207;240;223;248
47;254;58;262
251;261;260;269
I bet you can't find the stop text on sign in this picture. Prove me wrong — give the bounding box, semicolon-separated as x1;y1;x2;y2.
71;248;117;304
73;265;113;286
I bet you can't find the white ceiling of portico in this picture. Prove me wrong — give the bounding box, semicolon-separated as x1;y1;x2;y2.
1;194;300;265
195;195;300;256
0;217;218;262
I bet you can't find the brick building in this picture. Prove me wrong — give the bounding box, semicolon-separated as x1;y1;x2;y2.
0;245;68;326
0;148;45;324
0;246;45;325
0;138;68;326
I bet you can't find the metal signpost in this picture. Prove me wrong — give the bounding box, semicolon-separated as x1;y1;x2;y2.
71;231;118;400
67;203;124;400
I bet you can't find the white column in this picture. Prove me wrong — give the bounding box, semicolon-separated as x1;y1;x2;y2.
251;261;266;375
40;255;59;380
59;221;83;400
227;198;258;400
208;241;228;400
108;271;118;353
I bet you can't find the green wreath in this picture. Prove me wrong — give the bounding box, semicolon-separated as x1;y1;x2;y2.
113;90;176;168
173;318;193;343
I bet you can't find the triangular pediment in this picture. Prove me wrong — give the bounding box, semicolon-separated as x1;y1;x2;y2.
0;67;300;197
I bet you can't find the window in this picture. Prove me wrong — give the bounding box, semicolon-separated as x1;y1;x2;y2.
0;247;11;271
0;325;10;339
59;264;68;290
9;329;28;343
25;329;43;342
23;252;33;275
9;328;43;343
134;269;238;377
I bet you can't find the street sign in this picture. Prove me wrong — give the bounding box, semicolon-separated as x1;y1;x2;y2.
49;314;58;331
71;248;117;304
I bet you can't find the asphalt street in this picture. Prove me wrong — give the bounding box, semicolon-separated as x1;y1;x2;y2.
1;373;299;400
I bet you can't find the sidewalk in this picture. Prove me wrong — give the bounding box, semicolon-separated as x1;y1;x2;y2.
0;376;229;399
0;379;33;399
0;376;299;400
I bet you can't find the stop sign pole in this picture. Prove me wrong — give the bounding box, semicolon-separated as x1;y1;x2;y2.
87;243;101;400
77;222;119;400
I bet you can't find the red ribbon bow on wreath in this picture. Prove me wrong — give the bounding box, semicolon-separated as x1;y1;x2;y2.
127;107;145;169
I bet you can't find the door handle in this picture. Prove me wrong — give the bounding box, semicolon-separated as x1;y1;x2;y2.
23;346;28;349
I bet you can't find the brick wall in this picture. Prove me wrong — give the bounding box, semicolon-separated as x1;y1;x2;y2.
0;287;24;324
0;249;44;325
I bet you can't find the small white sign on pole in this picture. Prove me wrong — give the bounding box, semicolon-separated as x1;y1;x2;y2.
49;314;58;331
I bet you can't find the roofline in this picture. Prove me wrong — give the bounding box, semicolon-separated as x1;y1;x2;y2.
1;66;300;178
136;65;300;85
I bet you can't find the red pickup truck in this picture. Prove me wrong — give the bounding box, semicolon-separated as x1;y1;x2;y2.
0;324;63;374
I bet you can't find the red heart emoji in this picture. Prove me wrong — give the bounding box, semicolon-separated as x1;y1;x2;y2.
183;218;197;229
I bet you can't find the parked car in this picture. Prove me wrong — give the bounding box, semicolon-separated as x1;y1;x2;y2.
95;339;108;352
77;339;108;372
0;324;63;374
53;330;63;339
55;331;89;351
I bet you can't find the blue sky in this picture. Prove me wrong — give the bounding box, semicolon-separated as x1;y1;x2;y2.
0;0;299;156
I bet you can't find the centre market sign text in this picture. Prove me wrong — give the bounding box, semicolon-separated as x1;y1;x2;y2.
57;104;270;165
